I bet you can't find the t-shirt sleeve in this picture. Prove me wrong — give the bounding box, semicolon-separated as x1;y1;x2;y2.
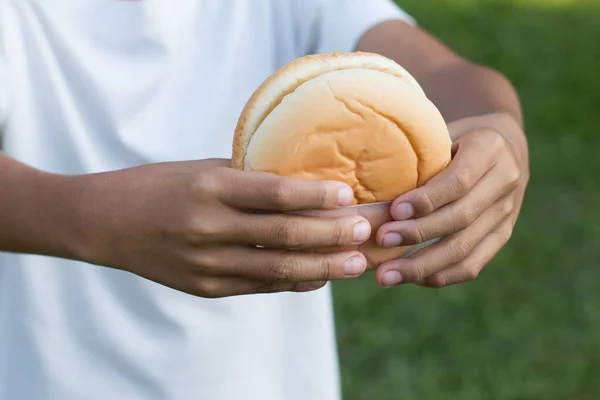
299;0;415;55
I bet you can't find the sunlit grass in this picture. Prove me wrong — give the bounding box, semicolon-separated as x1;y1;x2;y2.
334;1;600;399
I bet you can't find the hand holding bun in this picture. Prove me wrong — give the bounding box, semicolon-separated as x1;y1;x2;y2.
232;52;452;268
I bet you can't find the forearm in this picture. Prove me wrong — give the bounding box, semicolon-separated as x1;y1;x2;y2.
419;62;522;125
0;153;85;259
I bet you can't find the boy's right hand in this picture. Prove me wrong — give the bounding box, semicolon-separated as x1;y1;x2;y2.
74;159;370;298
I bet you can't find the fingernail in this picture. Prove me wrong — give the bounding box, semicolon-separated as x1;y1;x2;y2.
344;256;366;277
394;203;414;220
353;222;371;243
382;233;403;248
338;186;354;206
382;271;403;287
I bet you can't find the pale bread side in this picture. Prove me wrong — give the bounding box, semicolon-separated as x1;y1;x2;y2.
232;52;424;170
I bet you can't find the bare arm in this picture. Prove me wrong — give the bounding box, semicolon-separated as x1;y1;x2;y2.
0;150;371;297
0;153;85;258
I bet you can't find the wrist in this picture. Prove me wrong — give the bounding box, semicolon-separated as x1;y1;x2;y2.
488;112;530;178
49;173;108;264
0;165;89;260
61;171;126;268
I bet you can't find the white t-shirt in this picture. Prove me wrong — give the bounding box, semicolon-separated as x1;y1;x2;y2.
0;1;412;399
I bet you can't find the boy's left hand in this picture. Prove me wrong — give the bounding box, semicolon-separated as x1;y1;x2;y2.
374;112;529;288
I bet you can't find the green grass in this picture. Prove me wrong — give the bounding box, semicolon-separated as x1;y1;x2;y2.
333;1;600;399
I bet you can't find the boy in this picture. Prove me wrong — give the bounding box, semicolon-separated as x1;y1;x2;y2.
0;1;528;399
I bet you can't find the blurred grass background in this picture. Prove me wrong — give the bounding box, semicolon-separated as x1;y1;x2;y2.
332;0;600;399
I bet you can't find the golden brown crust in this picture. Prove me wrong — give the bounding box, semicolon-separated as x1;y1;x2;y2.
232;51;451;205
243;68;451;204
232;52;422;170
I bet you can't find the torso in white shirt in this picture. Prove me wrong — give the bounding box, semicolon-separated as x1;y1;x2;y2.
0;1;410;399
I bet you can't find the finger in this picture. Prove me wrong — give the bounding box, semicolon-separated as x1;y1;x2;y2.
377;170;517;247
390;129;506;221
417;222;514;288
186;276;329;298
228;213;371;249
193;246;368;282
253;280;329;294
374;198;509;287
212;168;355;211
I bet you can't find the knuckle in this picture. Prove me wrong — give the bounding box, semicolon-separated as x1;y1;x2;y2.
426;275;448;288
317;257;334;280
462;263;481;281
500;199;514;217
409;223;427;244
192;217;223;241
448;237;473;262
194;251;220;271
271;219;307;248
268;253;300;281
488;129;506;153
409;262;428;282
506;165;522;190
454;205;477;229
266;178;294;208
415;190;437;215
192;169;219;196
315;184;329;207
453;169;473;194
331;222;346;246
195;278;223;298
295;255;334;281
